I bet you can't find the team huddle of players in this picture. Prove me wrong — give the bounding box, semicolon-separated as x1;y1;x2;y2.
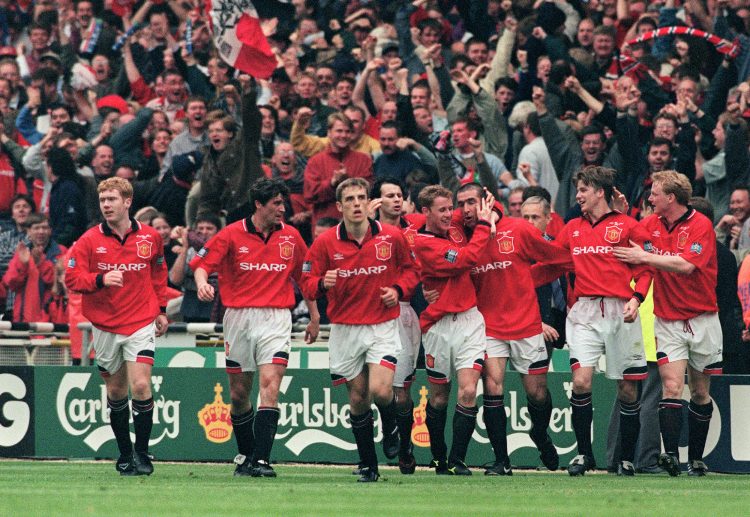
67;165;720;480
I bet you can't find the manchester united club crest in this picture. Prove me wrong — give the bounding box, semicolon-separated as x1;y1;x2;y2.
136;239;152;259
497;234;514;254
279;241;295;260
677;229;689;250
375;241;392;261
448;226;464;243
603;222;623;244
404;229;416;246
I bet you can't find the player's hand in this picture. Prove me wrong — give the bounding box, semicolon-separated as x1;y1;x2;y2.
717;214;738;230
197;282;215;302
477;196;493;224
155;314;169;337
380;286;399;308
541;322;560;342
611;187;629;213
367;198;382;219
623;297;640;323
323;269;338;289
103;270;124;287
613;240;649;264
305;318;320;344
423;288;440;304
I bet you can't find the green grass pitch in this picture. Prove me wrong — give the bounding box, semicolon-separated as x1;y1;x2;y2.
1;461;749;516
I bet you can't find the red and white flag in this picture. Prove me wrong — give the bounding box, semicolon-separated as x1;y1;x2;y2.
206;0;278;79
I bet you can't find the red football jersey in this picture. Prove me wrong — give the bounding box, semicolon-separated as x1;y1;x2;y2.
555;212;653;301
65;220;167;335
189;219;307;309
471;218;572;340
300;219;417;325
414;221;491;333
641;210;718;319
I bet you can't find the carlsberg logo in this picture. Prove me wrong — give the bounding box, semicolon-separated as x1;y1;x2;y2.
56;373;180;451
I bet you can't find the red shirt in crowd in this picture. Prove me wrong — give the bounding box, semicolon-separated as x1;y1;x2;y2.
303;144;373;225
641;210;718;320
471;218;571;340
65;219;167;335
189;218;307;309
552;212;653;301
301;219;417;325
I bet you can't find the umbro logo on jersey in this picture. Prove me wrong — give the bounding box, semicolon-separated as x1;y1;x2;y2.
334;253;344;260
238;246;249;254
652;230;661;237
572;231;580;237
136;234;151;239
96;246;107;254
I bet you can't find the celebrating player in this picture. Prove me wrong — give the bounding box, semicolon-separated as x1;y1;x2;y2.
190;178;320;478
369;177;423;473
66;177;168;476
614;171;721;477
458;183;571;474
301;177;417;482
413;185;494;475
539;166;653;476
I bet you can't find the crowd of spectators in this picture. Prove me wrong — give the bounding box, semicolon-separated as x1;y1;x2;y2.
0;0;748;370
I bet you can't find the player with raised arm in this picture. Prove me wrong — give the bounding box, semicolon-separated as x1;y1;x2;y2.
413;185;494;475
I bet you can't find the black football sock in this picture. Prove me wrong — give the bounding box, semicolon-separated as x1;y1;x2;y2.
425;401;448;462
131;398;154;454
527;390;553;446
231;408;255;457
449;404;478;464
619;399;641;463
253;406;280;464
376;396;398;444
658;398;683;455
570;392;593;457
483;395;508;462
688;400;713;462
107;397;132;457
350;409;378;471
397;403;415;457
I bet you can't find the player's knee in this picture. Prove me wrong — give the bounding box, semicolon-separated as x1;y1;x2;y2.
661;376;683;399
526;383;547;404
371;386;393;407
230;387;250;408
617;381;638;403
457;386;477;406
483;375;503;396
429;390;449;409
393;387;411;407
572;377;592;394
129;379;151;399
689;385;710;404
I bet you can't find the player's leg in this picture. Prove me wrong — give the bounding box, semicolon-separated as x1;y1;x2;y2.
228;371;255;475
448;367;481;475
223;308;258;476
248;363;285;477
426;380;451;473
92;327;135;474
568;366;595;475
657;359;687;476
125;359;155;475
393;303;420;471
515;335;558;471
523;373;559;471
346;369;380;482
482;353;510;475
686;366;713;476
615;379;639;476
